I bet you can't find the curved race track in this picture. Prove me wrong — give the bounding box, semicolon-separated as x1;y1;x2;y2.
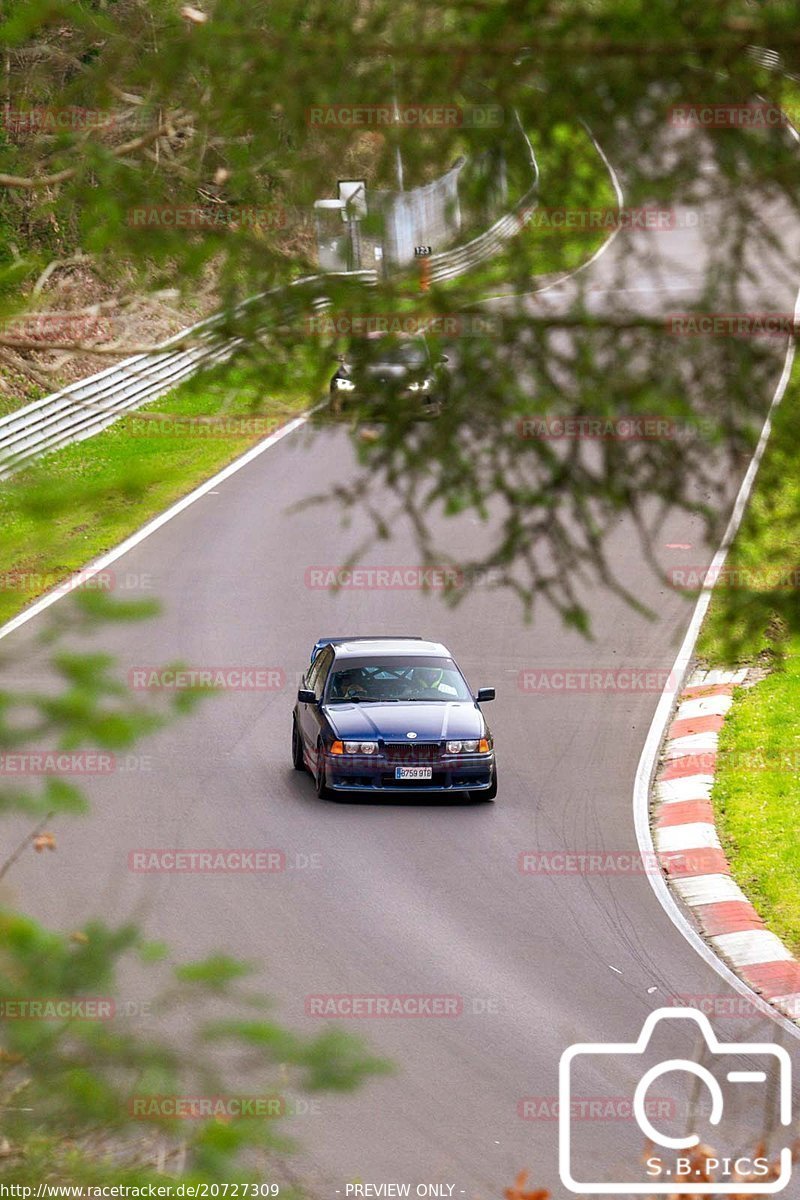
4;123;800;1195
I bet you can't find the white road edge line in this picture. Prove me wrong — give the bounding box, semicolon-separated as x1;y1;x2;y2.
525;123;626;297
2;112;795;1039
478;123;625;304
0;413;309;643
632;283;800;1040
0;121;622;637
0;131;623;643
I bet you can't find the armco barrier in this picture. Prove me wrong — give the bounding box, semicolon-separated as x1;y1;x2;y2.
0;114;539;474
427;116;539;283
0;273;376;477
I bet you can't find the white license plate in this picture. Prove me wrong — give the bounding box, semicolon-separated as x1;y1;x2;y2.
395;766;433;780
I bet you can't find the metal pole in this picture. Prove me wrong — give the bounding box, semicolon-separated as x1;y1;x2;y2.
348;216;362;270
392;61;404;192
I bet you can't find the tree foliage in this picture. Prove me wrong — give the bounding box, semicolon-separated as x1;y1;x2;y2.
0;595;389;1181
2;2;800;624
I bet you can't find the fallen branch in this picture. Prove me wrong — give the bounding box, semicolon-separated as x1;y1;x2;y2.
0;113;194;190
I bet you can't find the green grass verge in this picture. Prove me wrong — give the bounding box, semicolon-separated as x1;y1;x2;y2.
711;662;800;955
697;358;800;666
0;353;322;626
0;119;615;627
443;120;617;295
695;357;800;953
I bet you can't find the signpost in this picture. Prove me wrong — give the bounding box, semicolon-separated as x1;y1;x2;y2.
415;244;432;290
338;180;367;271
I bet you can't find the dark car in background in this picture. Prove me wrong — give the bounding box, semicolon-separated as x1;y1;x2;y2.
292;636;497;800
329;334;450;416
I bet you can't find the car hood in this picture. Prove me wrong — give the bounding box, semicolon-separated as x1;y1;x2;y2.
323;701;485;741
356;361;430;384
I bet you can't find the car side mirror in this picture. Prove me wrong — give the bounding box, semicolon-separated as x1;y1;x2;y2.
297;688;317;704
476;687;495;702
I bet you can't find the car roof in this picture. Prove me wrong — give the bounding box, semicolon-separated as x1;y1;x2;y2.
332;638;451;659
353;330;426;343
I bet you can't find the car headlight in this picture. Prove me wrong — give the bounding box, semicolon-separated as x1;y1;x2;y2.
408;376;434;392
446;739;489;754
334;377;356;391
341;740;378;754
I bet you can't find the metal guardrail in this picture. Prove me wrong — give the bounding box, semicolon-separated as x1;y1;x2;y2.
0;117;538;476
0;272;377;477
747;44;800;83
427;117;539;283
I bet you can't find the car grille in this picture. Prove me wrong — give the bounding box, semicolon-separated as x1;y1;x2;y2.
381;773;447;788
384;741;441;764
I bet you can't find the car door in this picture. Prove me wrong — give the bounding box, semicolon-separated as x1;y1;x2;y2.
309;646;334;749
299;646;333;752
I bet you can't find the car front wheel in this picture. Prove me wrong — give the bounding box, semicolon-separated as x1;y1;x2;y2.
329;388;343;416
291;717;305;771
315;741;331;799
483;767;497;801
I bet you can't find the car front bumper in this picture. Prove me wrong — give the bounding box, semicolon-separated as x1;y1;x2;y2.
324;754;495;794
330;386;443;413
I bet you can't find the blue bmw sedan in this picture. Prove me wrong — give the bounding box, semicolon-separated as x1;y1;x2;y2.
291;637;497;800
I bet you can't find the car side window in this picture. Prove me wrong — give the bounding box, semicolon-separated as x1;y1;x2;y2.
303;655;321;694
313;647;334;700
305;647;330;693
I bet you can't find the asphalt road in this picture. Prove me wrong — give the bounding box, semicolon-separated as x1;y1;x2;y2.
4;128;800;1196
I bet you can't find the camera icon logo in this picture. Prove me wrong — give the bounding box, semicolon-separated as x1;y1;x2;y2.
559;1007;792;1194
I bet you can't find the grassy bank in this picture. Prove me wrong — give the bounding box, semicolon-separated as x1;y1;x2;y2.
0;355;321;626
695;356;800;953
0;119;617;628
447;120;618;295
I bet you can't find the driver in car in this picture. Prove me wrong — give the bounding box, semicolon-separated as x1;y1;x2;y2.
331;668;370;700
413;666;445;695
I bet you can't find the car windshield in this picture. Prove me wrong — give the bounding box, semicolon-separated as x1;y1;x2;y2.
365;340;427;368
387;341;426;366
326;656;472;703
